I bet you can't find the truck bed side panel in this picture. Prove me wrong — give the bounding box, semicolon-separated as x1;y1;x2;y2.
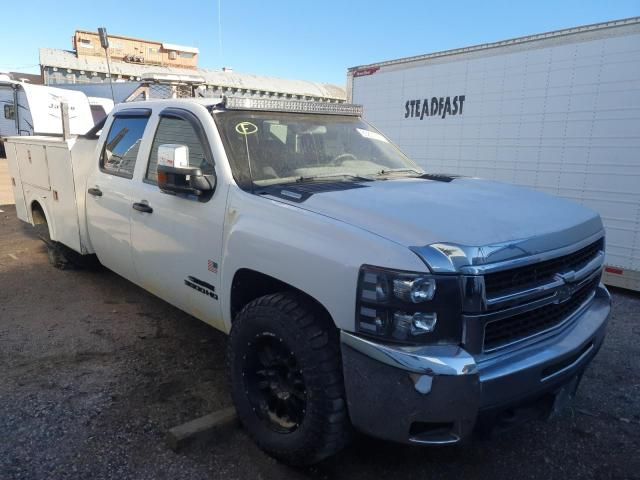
5;136;86;254
16;143;50;190
69;138;98;254
46;146;82;252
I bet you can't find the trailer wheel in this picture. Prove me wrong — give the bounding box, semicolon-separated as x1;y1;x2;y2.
228;292;351;465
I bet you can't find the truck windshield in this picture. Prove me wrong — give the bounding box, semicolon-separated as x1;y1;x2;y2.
213;111;423;190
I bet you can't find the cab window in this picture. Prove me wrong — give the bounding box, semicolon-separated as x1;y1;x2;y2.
100;115;149;178
146;116;213;183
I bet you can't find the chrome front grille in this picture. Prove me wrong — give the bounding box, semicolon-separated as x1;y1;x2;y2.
484;238;604;298
462;236;605;354
483;277;599;351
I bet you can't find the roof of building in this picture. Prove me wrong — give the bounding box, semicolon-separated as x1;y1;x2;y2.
161;43;199;54
75;30;199;53
40;48;346;100
75;30;159;46
6;71;43;84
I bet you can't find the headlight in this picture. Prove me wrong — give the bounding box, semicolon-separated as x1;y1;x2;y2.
356;265;462;344
393;277;436;303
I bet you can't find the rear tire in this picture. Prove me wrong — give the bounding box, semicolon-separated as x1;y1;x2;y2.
46;241;72;270
228;292;351;465
34;223;100;270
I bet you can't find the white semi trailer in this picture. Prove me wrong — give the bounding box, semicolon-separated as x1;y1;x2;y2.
348;17;640;292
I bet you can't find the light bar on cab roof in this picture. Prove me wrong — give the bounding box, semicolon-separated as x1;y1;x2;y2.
223;96;363;116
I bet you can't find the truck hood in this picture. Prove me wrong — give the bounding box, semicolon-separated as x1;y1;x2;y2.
266;177;602;265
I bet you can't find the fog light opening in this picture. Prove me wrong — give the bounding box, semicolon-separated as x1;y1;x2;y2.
409;421;457;444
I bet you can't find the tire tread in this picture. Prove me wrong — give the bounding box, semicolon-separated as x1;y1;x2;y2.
228;291;351;465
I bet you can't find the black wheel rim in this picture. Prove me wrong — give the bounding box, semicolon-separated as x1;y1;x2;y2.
242;333;307;433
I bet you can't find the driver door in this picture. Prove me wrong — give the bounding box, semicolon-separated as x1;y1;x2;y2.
129;108;226;330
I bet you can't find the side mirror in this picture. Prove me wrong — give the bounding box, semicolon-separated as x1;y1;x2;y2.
156;144;215;198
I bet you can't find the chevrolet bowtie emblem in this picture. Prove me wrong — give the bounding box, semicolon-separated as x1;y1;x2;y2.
554;272;578;303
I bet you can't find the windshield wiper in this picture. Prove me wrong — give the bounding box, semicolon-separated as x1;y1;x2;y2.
376;168;424;177
296;173;374;183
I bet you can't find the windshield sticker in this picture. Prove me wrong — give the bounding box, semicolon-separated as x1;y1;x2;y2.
235;121;258;135
356;128;389;143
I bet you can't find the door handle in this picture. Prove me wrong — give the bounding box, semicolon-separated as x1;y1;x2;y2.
88;187;102;197
132;202;153;214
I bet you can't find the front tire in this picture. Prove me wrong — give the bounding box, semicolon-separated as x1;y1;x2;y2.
228;292;351;465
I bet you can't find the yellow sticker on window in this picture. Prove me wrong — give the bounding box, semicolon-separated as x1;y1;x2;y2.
235;121;258;135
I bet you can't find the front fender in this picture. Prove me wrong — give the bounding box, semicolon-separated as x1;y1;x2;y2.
219;189;427;332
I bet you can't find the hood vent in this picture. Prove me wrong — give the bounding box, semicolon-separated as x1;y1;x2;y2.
259;181;369;203
419;173;462;183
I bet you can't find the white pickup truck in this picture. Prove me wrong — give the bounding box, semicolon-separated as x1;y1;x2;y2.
5;97;611;465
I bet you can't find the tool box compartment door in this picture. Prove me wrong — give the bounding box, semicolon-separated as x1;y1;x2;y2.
16;143;50;190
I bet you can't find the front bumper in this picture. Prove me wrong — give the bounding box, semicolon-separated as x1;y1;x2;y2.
340;284;611;445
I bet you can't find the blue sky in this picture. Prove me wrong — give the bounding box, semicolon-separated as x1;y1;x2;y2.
1;0;638;86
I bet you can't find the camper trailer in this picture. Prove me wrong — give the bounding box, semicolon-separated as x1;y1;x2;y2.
0;77;97;156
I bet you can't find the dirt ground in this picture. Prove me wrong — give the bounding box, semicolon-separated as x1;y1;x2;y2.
1;203;639;480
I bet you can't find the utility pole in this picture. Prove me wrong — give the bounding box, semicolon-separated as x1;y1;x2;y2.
98;27;116;103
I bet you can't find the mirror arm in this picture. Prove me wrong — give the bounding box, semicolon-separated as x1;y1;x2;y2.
191;174;214;191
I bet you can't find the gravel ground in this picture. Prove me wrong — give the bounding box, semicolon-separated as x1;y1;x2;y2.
1;203;639;480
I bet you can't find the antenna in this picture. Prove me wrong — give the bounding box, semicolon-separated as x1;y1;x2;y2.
98;27;116;104
217;0;223;64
